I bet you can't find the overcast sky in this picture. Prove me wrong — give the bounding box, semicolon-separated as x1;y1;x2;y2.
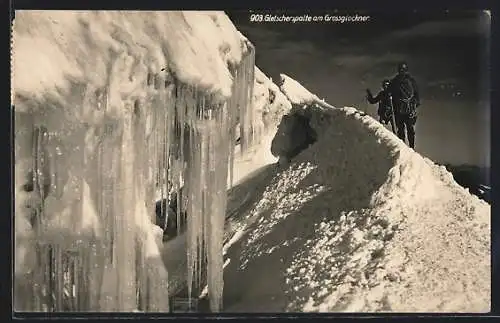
228;10;491;168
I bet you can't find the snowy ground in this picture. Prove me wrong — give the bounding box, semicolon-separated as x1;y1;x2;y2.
163;74;490;313
218;106;490;313
231;127;279;186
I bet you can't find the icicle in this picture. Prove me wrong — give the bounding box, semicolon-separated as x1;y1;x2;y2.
74;123;86;263
31;126;41;311
146;98;157;225
179;86;187;234
241;51;249;154
185;99;194;301
80;121;100;311
44;136;65;312
243;51;250;152
153;86;162;227
138;72;171;313
180;52;253;311
112;100;137;311
238;58;246;154
70;137;83;311
186;86;201;302
76;251;82;312
199;94;208;297
248;47;256;146
175;83;184;237
185;92;229;312
165;78;174;232
237;47;257;155
185;86;209;301
96;81;122;312
79;249;90;311
140;97;153;313
200;105;209;297
206;103;226;312
131;99;145;312
160;90;168;234
227;64;238;188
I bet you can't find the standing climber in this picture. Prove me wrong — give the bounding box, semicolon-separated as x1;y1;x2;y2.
388;62;420;149
366;79;396;133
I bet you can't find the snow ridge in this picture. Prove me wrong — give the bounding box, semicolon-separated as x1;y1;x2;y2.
222;83;490;313
279;73;319;106
279;74;335;110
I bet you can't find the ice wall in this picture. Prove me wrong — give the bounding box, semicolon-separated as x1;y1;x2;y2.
12;10;255;313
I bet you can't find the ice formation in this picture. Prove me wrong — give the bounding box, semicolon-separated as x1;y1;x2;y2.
227;46;256;188
13;11;257;313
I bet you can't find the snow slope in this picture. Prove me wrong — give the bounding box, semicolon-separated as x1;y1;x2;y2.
220;83;490;312
279;73;334;109
279;74;319;106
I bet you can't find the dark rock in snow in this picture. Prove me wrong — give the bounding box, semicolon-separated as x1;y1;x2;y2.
271;106;318;161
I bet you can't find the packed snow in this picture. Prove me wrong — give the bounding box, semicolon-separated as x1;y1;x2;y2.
279;74;319;106
12;11;249;108
220;83;490;313
279;73;335;110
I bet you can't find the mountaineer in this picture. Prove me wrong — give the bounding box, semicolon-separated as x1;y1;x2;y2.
388;61;420;149
366;79;396;133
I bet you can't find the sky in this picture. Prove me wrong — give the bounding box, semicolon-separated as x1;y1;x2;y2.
228;10;491;168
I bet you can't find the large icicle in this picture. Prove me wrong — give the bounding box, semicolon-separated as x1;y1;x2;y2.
227;64;238;189
180;84;232;312
198;92;209;297
206;101;230;312
238;46;256;155
247;46;256;146
227;45;255;188
172;41;256;311
136;73;170;313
